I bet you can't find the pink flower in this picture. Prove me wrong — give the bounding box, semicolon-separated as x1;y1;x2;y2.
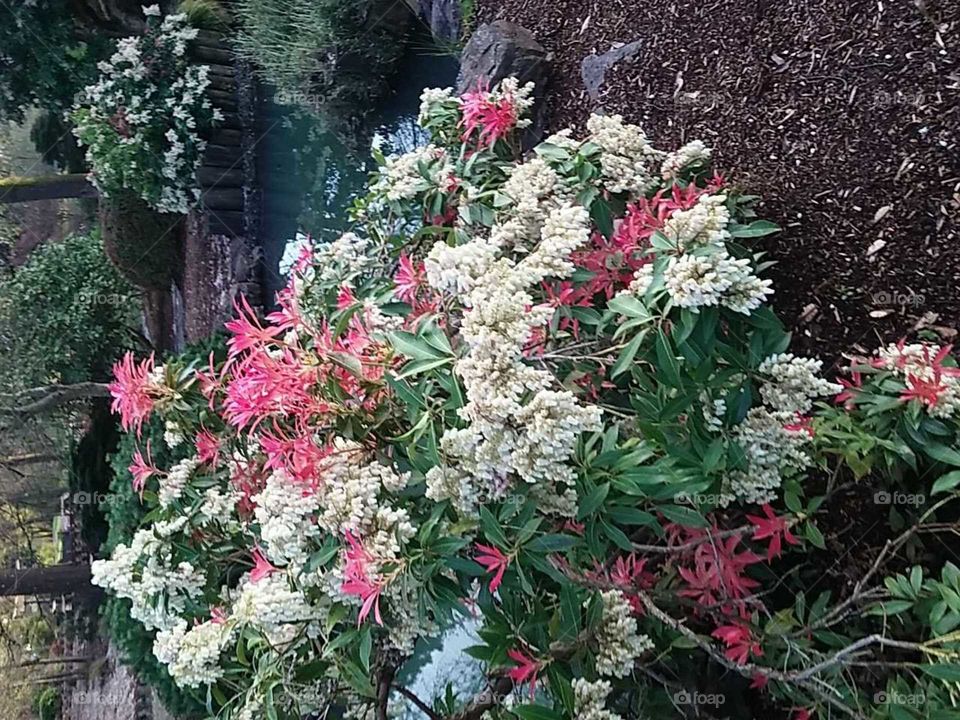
783;414;814;438
194;429;221;467
224;294;283;360
459;83;521;149
336;285;357;310
900;371;947;408
474;543;510;594
128;441;158;499
341;531;384;626
746;505;799;561
250;548;277;583
394;254;426;305
792;709;812;720
109;352;158;435
712;624;763;665
210;606;228;625
834;369;863;408
749;673;769;690
506;647;541;697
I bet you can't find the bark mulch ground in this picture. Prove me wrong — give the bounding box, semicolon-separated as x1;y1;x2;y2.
476;0;960;364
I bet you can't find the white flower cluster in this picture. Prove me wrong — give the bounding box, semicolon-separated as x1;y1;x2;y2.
418;86;455;125
158;456;199;508
725;407;814;505
311;232;373;288
664;247;772;314
573;678;623;720
873;343;960;418
661;193;730;251
154;618;232;688
199;487;240;525
424;188;602;516
232;573;320;647
91;528;205;631
721;353;840;505
315;440;414;558
593;590;653;678
252;470;323;568
758;353;842;414
372;144;454;201
586;114;662;196
73;11;215;214
661;140;712;180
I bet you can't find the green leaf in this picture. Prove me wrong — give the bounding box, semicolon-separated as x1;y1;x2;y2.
925;444;960;467
920;663;960;681
658;504;708;528
805;521;826;550
576;483;610;520
865;600;914;616
611;332;645;379
388;331;445;361
729;219;781;238
932;471;960;495
479;506;509;549
513;705;565;720
655;328;683;388
359;627;372;672
527;534;580;554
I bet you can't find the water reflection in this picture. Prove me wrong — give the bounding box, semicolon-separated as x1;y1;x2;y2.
264;42;459;298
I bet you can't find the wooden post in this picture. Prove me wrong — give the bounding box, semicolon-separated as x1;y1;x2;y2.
0;174;98;203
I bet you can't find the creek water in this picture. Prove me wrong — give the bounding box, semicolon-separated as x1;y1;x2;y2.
258;35;460;303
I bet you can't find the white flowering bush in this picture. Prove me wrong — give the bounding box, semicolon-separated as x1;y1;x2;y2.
94;80;960;719
72;8;221;214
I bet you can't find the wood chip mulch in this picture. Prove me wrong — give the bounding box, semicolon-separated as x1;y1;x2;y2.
476;0;960;364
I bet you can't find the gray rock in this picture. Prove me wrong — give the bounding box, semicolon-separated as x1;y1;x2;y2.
581;40;643;102
457;21;550;147
404;0;461;43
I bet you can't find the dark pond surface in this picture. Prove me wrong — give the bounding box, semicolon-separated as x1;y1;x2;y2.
259;36;459;301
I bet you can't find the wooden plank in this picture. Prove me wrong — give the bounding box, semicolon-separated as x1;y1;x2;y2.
201;187;244;211
197;166;244;187
209;128;242;146
207;210;246;236
191;44;234;65
202;143;245;167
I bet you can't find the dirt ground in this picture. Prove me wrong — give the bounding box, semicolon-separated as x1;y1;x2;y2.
476;0;960;366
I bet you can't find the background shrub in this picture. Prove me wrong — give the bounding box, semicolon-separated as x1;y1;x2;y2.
234;0;410;140
99;192;182;291
0;230;138;388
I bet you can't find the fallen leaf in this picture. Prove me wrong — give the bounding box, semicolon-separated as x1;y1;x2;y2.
866;239;886;257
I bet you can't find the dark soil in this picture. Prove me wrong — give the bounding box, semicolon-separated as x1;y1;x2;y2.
476;0;960;365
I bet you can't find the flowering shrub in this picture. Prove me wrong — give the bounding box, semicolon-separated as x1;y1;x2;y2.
92;80;960;719
72;7;220;214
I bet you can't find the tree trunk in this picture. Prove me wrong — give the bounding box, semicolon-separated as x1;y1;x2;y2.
0;564;91;596
0;174;98;203
0;452;60;468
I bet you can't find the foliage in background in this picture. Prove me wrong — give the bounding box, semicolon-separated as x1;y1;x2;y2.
72;8;220;214
0;230;138;388
178;0;231;31
91;80;960;720
0;0;107;124
99;191;182;291
234;0;409;142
